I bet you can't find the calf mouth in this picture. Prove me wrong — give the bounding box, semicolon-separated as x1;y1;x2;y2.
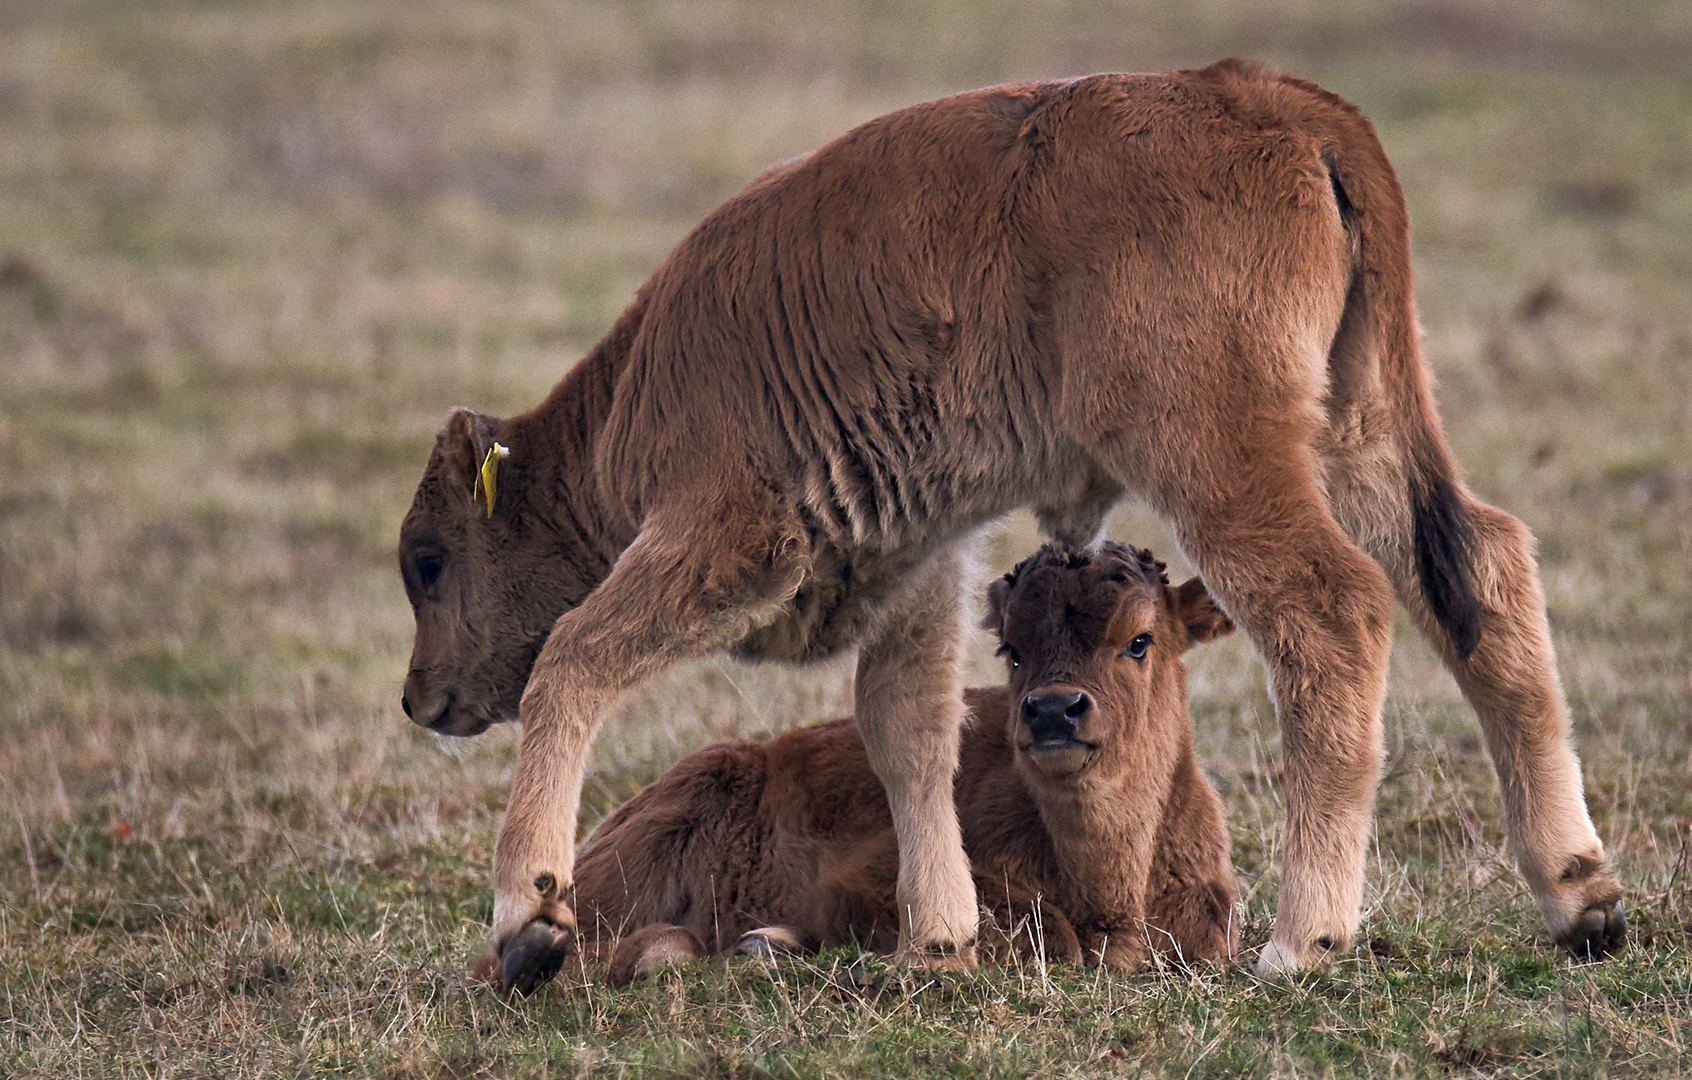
434;714;493;738
1019;736;1098;778
427;696;497;738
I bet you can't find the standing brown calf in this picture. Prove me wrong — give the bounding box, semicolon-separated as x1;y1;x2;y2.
553;544;1236;985
399;59;1623;994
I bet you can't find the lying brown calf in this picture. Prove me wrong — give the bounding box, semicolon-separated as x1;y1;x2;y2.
559;543;1236;984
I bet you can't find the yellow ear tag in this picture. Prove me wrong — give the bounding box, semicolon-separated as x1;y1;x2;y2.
474;442;509;518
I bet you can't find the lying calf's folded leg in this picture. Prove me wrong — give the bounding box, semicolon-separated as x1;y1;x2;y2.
606;924;710;987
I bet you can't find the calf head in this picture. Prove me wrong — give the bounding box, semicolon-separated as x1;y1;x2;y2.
982;542;1233;781
398;409;601;736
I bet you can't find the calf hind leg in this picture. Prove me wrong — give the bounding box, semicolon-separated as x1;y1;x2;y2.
1375;488;1623;956
1134;457;1396;975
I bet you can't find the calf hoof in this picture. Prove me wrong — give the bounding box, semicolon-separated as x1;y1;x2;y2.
894;938;978;973
735;926;806;959
499;917;576;996
1557;901;1626;960
1254;933;1345;978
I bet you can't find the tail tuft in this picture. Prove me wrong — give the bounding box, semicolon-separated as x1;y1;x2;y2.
1410;471;1483;660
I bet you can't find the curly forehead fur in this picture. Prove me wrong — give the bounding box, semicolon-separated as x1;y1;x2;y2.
1001;541;1168;593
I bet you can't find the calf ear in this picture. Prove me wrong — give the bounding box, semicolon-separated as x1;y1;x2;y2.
437;408;506;515
1173;577;1234;649
980;573;1013;638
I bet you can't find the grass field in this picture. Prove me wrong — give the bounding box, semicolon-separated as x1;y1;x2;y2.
2;1;1690;1076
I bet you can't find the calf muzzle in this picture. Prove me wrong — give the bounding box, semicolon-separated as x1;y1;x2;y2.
1021;687;1093;745
402;673;488;736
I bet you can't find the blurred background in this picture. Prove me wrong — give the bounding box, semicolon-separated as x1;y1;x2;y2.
1;0;1689;1072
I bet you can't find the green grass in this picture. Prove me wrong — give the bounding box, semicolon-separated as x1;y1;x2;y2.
3;1;1691;1076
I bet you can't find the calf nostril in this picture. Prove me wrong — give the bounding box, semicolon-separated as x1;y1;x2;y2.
1022;689;1089;729
401;691;413;719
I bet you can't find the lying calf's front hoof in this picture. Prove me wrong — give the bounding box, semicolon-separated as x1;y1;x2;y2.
736;926;808;959
469;950;502;989
1097;935;1149;975
1557;900;1626;961
499;917;576;996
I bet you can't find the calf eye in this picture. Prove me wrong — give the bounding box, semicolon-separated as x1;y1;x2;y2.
1124;634;1152;661
414;551;445;589
995;643;1021;670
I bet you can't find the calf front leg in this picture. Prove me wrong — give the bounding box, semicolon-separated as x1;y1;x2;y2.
1145;753;1239;965
853;546;979;967
492;498;808;995
974;869;1084;966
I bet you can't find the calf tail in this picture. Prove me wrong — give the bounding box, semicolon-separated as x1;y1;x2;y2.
1303;73;1483;660
1406;450;1482;660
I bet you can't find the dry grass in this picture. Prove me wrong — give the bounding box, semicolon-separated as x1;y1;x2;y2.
2;1;1690;1076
